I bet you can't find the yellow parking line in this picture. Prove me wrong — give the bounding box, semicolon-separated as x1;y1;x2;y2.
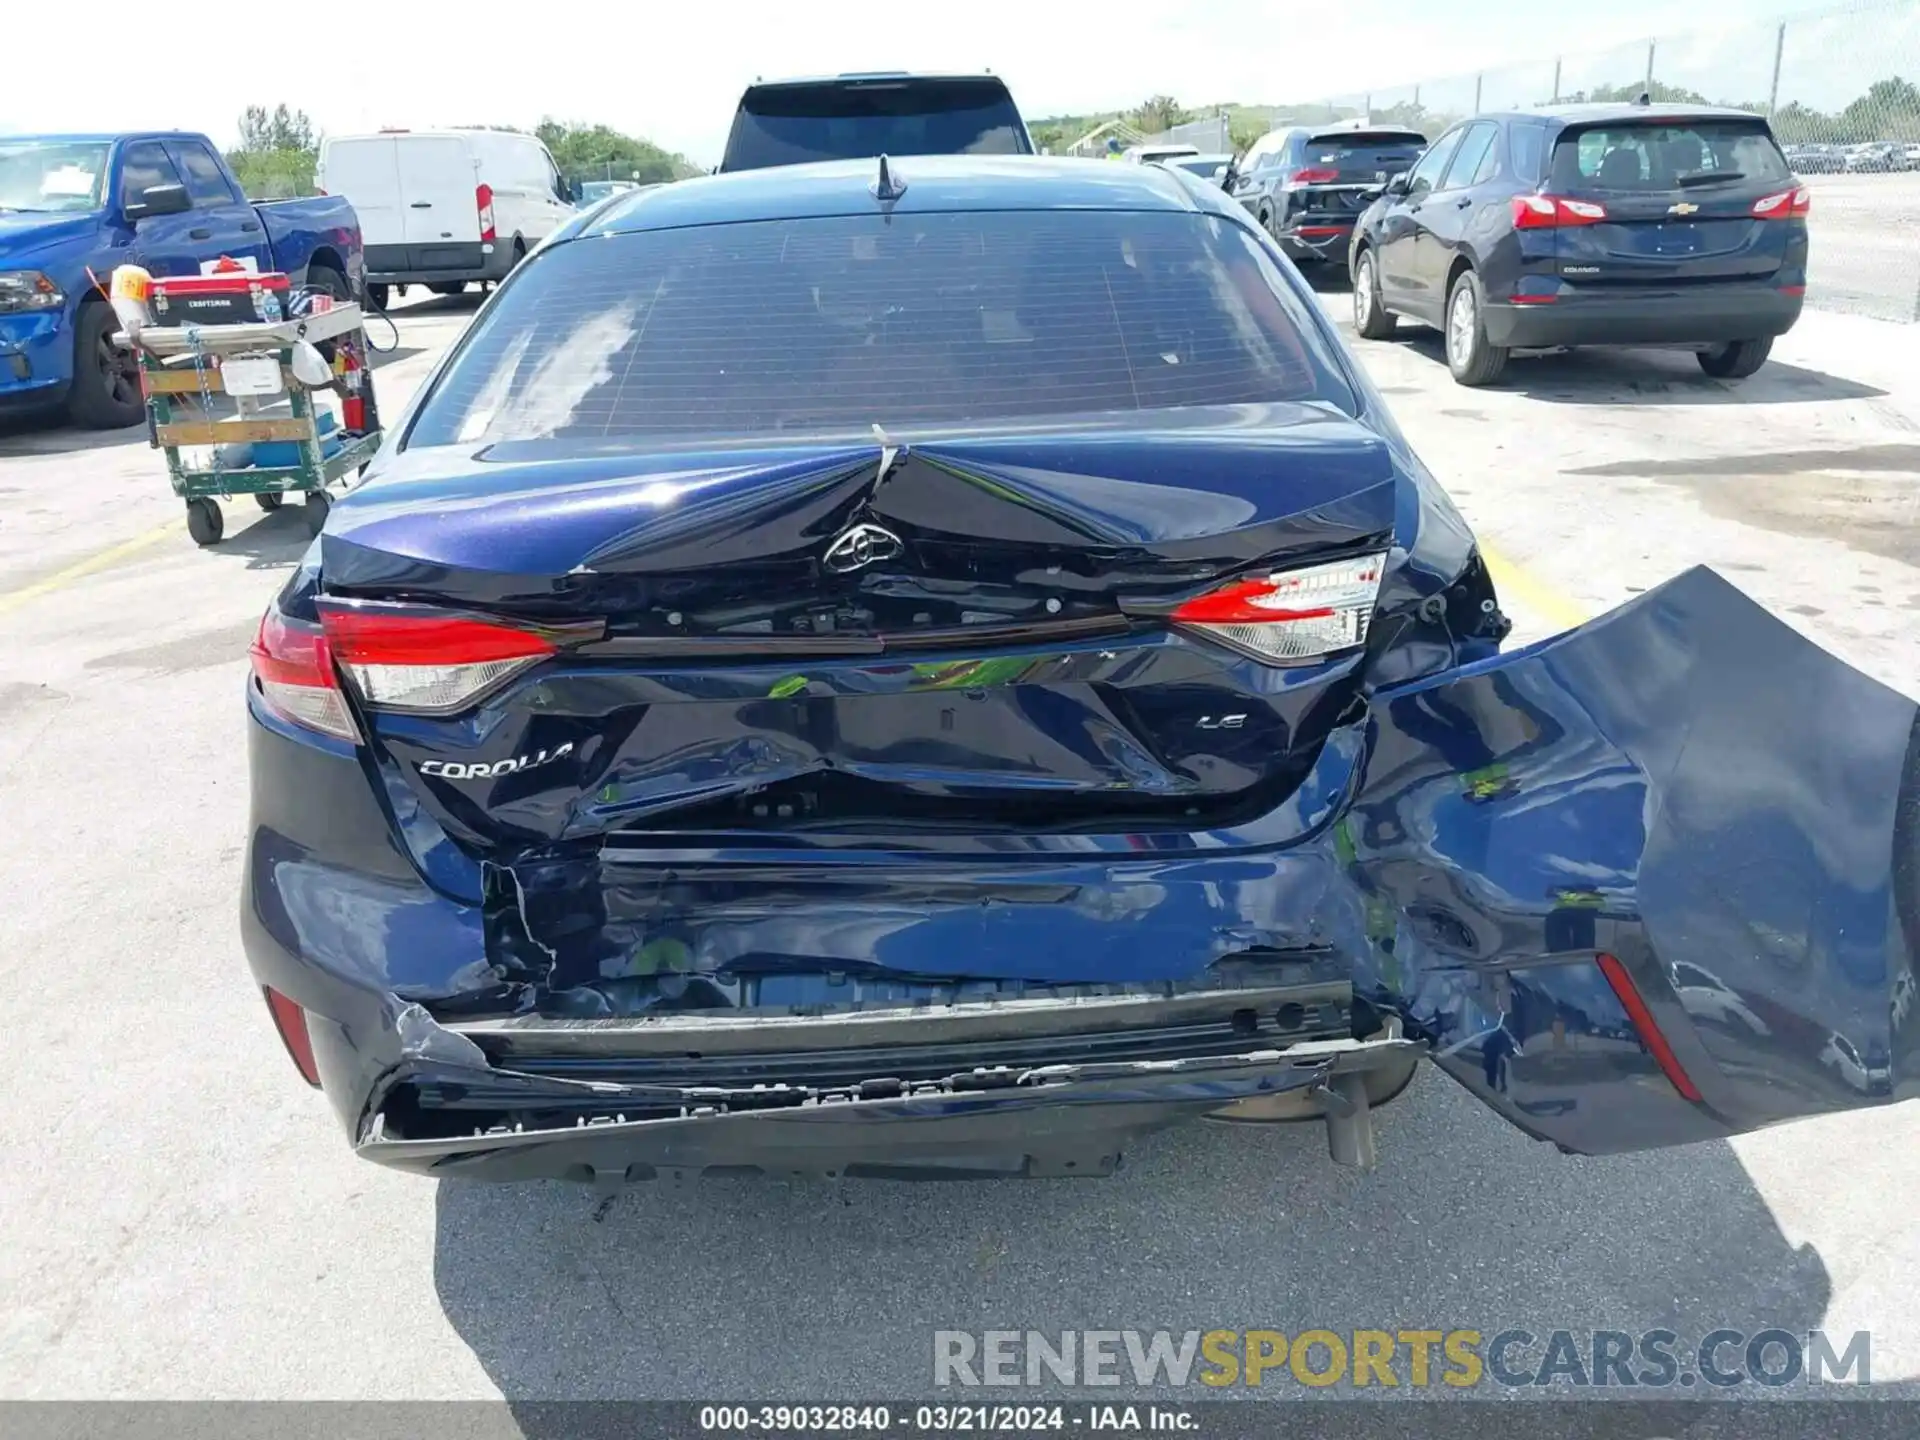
0;518;182;618
1480;540;1591;634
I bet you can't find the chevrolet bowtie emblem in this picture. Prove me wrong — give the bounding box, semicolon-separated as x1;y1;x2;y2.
1669;202;1700;215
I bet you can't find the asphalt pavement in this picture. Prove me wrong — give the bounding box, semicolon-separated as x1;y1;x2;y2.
2;285;1919;1402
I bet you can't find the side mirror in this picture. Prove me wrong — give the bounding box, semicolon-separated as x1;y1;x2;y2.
125;182;191;221
1385;171;1412;198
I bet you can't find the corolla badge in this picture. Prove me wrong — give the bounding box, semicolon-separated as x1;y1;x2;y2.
823;522;904;573
420;742;574;780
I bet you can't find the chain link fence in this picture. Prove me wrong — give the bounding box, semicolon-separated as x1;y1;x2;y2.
1313;0;1920;321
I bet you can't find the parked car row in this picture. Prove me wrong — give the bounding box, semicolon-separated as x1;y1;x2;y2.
1785;140;1920;173
1212;101;1812;387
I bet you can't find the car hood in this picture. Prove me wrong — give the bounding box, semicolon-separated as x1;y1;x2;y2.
0;211;100;266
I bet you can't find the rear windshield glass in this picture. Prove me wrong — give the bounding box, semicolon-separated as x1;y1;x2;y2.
1549;119;1790;192
407;210;1355;448
721;81;1029;171
1302;130;1427;168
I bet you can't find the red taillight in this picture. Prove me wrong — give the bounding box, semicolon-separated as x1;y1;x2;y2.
476;182;496;243
264;986;321;1087
1171;553;1385;664
1595;952;1704;1104
1752;185;1811;219
1288;167;1340;186
318;606;556;713
250;608;358;741
1510;194;1609;229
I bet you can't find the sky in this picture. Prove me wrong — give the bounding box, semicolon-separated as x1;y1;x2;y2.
2;0;1904;164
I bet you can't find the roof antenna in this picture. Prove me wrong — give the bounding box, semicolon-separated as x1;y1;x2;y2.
1634;89;1652;106
872;154;908;202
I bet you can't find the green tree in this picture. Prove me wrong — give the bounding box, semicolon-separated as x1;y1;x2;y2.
1835;76;1920;141
534;119;695;185
1130;95;1189;136
228;104;318;198
238;104;316;154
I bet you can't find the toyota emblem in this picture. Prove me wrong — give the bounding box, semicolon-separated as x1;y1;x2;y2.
823;522;904;574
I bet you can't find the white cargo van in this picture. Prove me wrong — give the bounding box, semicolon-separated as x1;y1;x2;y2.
316;129;576;307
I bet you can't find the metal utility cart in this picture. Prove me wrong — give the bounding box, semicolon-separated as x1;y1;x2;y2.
131;304;384;546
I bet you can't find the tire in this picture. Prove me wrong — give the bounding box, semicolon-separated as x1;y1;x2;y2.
364;282;390;312
428;282;466;297
66;301;145;429
1351;248;1398;339
1444;269;1509;386
254;491;284;512
304;263;349;304
304;264;351;364
1697;338;1773;380
185;496;224;547
302;490;332;536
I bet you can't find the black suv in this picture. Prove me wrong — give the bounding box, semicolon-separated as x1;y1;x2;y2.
1348;102;1809;385
1229;122;1428;270
718;73;1034;173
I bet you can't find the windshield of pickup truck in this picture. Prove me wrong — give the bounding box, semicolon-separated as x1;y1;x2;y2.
0;141;110;213
722;79;1029;171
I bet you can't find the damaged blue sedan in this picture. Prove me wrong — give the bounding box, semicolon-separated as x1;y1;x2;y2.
240;155;1919;1182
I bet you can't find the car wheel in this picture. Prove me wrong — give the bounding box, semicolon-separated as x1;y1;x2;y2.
305;263;350;304
254;491;284;512
1697;338;1773;380
1445;270;1508;386
303;490;332;536
185;496;224;547
1352;249;1398;339
364;282;390;312
66;301;145;429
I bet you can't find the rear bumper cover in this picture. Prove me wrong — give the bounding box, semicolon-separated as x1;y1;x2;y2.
242;568;1919;1180
1482;285;1804;349
1275;222;1355;264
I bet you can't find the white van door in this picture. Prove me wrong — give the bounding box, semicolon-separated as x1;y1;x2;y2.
318;137;404;248
395;135;481;247
477;134;573;248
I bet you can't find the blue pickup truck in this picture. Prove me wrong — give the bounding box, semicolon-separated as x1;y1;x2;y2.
0;131;362;428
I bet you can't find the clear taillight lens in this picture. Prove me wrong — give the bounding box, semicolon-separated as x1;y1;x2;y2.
318;607;555;714
1510;194;1608;228
1171;553;1387;664
249;608;359;741
1752;186;1811;219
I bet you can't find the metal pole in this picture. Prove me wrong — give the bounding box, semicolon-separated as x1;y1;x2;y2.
1768;22;1786;115
1474;74;1483;113
1645;41;1656;92
1551;59;1561;103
